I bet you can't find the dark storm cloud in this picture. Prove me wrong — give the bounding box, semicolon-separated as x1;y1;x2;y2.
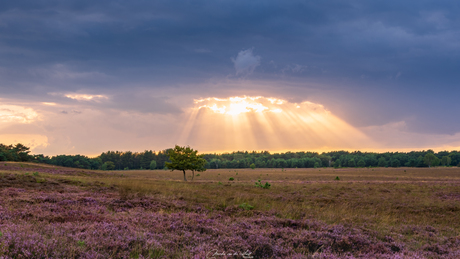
1;1;459;133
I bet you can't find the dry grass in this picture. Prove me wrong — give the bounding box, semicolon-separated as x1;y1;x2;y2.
108;166;460;182
3;163;460;252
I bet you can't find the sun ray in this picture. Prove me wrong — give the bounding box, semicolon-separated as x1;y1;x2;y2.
177;96;375;153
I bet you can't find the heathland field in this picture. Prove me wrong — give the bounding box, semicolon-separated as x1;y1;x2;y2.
1;163;459;258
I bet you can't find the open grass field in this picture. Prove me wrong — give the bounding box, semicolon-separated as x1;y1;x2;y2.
1;162;459;258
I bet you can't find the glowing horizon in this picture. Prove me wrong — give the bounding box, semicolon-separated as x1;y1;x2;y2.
1;95;459;156
178;96;377;153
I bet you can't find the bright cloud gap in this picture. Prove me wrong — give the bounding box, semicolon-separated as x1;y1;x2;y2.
178;96;374;153
196;96;286;115
65;94;108;101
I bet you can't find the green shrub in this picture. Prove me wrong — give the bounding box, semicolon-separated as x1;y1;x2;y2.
255;179;271;189
335;176;340;181
239;203;254;210
229;177;234;181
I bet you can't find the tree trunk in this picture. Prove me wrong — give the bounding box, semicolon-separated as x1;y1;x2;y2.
183;170;187;181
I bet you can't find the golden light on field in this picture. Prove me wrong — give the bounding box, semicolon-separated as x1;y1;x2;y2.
178;96;375;153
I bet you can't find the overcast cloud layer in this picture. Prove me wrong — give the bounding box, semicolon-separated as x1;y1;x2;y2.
1;1;459;155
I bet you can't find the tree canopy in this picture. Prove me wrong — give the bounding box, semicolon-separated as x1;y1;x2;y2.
165;145;207;181
2;142;460;171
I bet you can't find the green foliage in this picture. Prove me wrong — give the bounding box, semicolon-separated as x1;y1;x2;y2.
148;248;165;258
229;177;234;181
150;160;157;170
101;161;115;170
255;179;271;189
124;167;129;170
377;157;387;167
441;156;451;166
77;240;85;247
424;153;437;168
33;172;39;176
0;143;32;162
5;142;460;172
347;159;356;167
239;203;254;210
335;176;340;180
391;159;401;168
218;181;222;185
165;145;206;181
196;174;200;177
250;163;256;169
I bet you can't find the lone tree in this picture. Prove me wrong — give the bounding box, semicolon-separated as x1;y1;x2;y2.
165;145;206;181
424;153;436;168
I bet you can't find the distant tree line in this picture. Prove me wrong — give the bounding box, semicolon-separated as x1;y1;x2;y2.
1;143;460;170
0;143;32;162
201;150;459;169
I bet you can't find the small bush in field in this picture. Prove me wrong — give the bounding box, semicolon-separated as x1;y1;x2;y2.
250;163;255;169
196;174;200;177
33;172;39;176
239;203;254;210
229;177;234;181
77;240;85;247
335;176;340;180
255;179;271;189
218;181;222;185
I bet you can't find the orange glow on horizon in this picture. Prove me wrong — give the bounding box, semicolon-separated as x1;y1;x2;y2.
178;96;376;153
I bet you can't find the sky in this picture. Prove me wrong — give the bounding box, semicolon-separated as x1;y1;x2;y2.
1;1;460;156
